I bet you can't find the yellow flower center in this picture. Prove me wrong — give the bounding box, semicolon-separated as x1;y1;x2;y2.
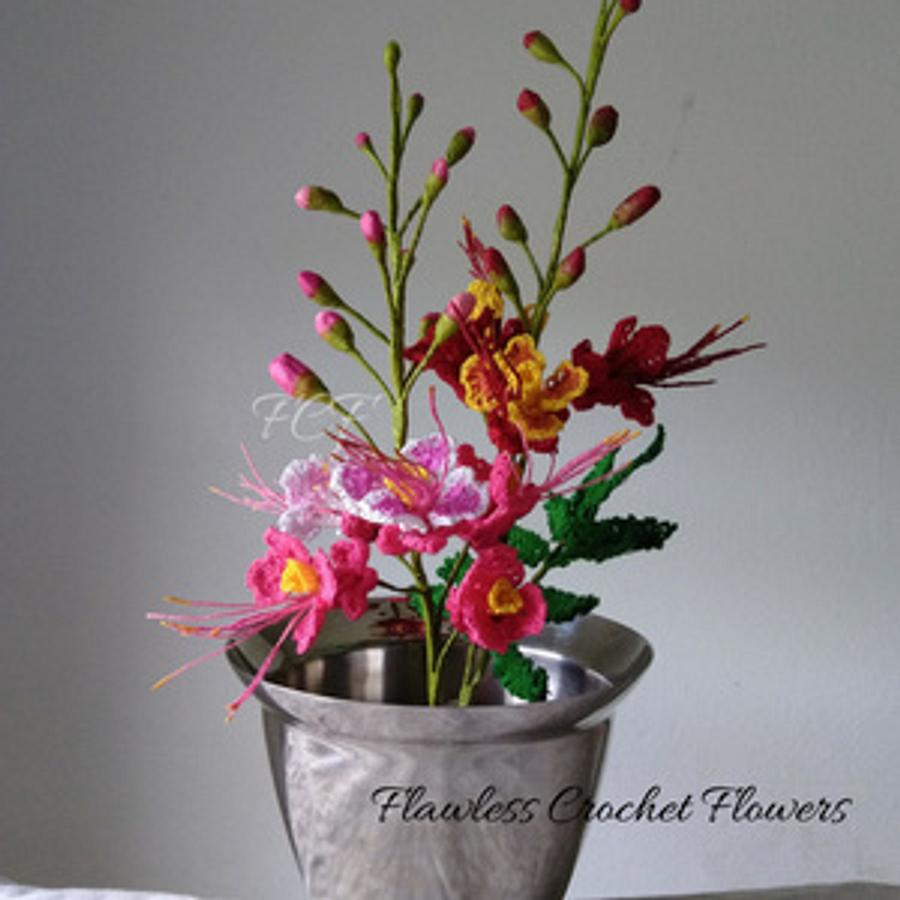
382;463;430;507
280;558;320;596
486;577;525;616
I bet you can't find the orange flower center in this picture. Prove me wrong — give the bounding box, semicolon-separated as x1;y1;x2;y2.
280;558;320;596
486;577;525;616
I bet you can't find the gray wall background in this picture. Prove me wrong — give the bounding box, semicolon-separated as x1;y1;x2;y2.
2;1;899;897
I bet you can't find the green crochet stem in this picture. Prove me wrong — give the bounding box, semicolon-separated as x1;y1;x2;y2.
531;0;628;340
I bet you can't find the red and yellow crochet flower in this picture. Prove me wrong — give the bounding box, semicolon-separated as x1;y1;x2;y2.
406;272;587;453
459;331;587;453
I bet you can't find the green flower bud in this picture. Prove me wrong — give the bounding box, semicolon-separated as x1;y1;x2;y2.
523;31;564;65
384;41;401;74
445;127;476;166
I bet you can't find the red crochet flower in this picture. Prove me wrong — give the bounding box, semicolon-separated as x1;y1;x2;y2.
447;544;546;654
572;315;764;426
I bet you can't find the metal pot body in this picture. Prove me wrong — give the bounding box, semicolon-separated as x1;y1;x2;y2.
229;606;652;900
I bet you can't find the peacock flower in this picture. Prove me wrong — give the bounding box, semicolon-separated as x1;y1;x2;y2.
329;431;490;555
467;279;504;320
446;544;546;654
149;528;377;719
277;456;342;539
403;277;511;404
572;315;766;425
460;428;637;548
210;449;341;541
459;332;588;453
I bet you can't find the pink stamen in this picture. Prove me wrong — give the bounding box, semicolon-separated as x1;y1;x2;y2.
542;430;637;493
210;445;288;515
225;609;305;721
146;602;272;625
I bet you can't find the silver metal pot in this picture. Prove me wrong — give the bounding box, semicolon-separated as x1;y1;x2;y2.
228;603;652;900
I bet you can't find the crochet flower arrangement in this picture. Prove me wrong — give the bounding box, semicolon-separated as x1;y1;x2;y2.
151;0;762;718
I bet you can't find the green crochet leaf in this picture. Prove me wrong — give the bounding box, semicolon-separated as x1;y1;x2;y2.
506;525;550;567
491;644;548;701
555;515;678;567
574;425;667;521
541;426;671;562
436;550;472;585
545;495;572;543
542;586;600;623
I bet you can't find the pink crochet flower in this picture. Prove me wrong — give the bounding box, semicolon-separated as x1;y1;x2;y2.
461;428;637;548
210;448;340;541
278;456;341;539
150;528;377;718
329;431;490;555
244;528;338;648
447;544;546;654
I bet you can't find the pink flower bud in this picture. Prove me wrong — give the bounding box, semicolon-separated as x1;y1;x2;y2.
446;291;476;324
620;0;641;14
360;210;385;246
483;247;520;300
294;185;344;213
610;185;661;228
298;271;344;308
433;158;449;181
430;292;477;348
553;246;586;290
523;30;563;65
424;157;449;201
445;127;476;166
355;132;373;151
496;204;528;243
517;89;551;131
269;353;329;400
586;105;619;148
314;310;355;353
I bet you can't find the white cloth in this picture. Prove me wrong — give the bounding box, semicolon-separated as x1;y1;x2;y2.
0;879;216;900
